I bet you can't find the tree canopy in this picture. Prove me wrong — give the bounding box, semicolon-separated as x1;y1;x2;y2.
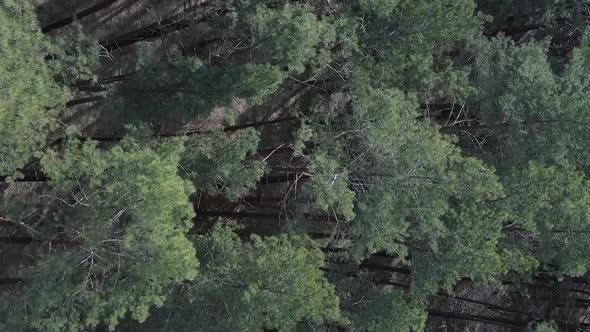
0;0;67;175
6;136;198;331
162;224;341;331
4;0;590;330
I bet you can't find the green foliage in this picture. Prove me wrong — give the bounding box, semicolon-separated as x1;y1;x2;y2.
354;50;434;93
504;162;590;276
166;224;341;331
346;88;469;255
477;0;584;43
7;0;590;328
308;150;355;220
555;32;590;165
471;36;590;166
112;47;286;121
304;86;508;292
353;47;474;99
247;4;336;73
532;321;558;332
52;23;99;83
0;291;27;332
353;0;481;97
472;38;559;164
358;0;400;18
500;248;539;276
0;0;67;175
327;15;361;60
351;289;426;332
409;156;508;293
180;128;265;201
298;94;355;219
359;0;481;49
293;121;313;157
16;136;198;331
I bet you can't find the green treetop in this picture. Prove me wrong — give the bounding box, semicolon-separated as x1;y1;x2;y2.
351;288;427;332
352;0;481;97
471;38;560;165
180;128;265;201
339;92;544;295
357;0;481;49
503;162;590;276
8;136;198;331
0;0;67;175
533;321;558;332
471;35;590;167
164;224;341;332
111;46;285;122
302;86;511;293
245;4;336;73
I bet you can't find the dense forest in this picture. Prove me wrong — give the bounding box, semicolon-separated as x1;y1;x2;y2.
3;0;590;331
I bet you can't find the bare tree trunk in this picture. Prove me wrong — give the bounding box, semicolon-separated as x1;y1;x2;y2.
427;309;527;329
0;173;49;182
65;95;104;108
0;278;24;285
42;0;122;33
99;4;225;51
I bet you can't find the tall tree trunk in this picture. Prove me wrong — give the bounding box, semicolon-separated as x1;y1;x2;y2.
257;172;310;185
73;72;137;90
221;116;299;133
427;309;527;329
42;0;122;33
99;4;225;51
0;278;24;285
52;116;299;145
1;135;302;184
194;209;345;223
0;237;33;244
66;95;104;108
0;173;49;182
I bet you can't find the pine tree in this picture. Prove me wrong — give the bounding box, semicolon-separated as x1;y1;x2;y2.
6;0;590;329
533;321;558;332
162;224;341;331
351;289;427;332
111;46;286;122
350;88;510;292
503;162;590;276
5;135;198;331
180;128;265;201
470;35;590;166
245;4;336;73
352;0;481;97
301;85;510;293
0;0;67;175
